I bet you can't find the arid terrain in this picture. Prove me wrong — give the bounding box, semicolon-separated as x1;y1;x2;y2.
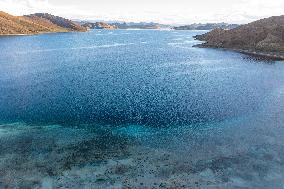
0;11;86;35
194;15;284;59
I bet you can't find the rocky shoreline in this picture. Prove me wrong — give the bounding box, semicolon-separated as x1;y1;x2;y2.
194;43;284;60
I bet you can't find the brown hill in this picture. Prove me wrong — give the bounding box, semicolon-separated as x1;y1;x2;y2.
0;11;86;35
194;15;284;59
25;13;86;32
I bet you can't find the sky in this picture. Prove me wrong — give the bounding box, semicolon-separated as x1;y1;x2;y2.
0;0;284;24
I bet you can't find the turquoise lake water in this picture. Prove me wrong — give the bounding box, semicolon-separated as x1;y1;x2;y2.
0;30;284;188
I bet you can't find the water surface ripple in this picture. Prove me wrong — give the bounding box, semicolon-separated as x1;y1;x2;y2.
0;30;284;188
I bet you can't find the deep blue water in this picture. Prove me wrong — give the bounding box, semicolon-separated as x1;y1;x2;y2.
0;30;284;127
1;30;284;188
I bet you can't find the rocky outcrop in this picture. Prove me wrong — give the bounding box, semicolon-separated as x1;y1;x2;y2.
173;23;239;30
82;22;117;30
0;11;86;35
194;16;284;60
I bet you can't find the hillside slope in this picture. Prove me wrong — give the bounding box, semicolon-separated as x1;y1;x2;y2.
25;13;86;32
194;15;284;59
0;11;86;35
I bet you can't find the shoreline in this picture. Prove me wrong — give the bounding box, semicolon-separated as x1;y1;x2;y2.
0;32;64;36
194;43;284;61
0;30;87;37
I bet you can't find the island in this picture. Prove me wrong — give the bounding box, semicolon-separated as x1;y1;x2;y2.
194;16;284;60
0;11;86;35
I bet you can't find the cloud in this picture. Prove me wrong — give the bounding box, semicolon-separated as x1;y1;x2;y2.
0;0;88;19
229;0;284;23
0;0;49;15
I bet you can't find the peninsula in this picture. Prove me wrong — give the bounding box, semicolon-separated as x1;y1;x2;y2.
194;15;284;60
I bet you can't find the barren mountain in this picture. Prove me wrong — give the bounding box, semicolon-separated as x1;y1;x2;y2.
194;15;284;59
0;11;86;35
26;13;86;32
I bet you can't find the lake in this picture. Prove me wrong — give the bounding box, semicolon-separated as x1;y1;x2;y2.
0;30;284;188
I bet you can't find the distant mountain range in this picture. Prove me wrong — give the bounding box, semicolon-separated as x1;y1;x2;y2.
0;11;86;35
82;22;117;30
173;23;239;30
110;22;171;29
194;15;284;60
1;11;242;35
80;21;171;30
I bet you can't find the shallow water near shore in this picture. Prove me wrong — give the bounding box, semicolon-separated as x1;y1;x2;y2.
0;30;284;188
